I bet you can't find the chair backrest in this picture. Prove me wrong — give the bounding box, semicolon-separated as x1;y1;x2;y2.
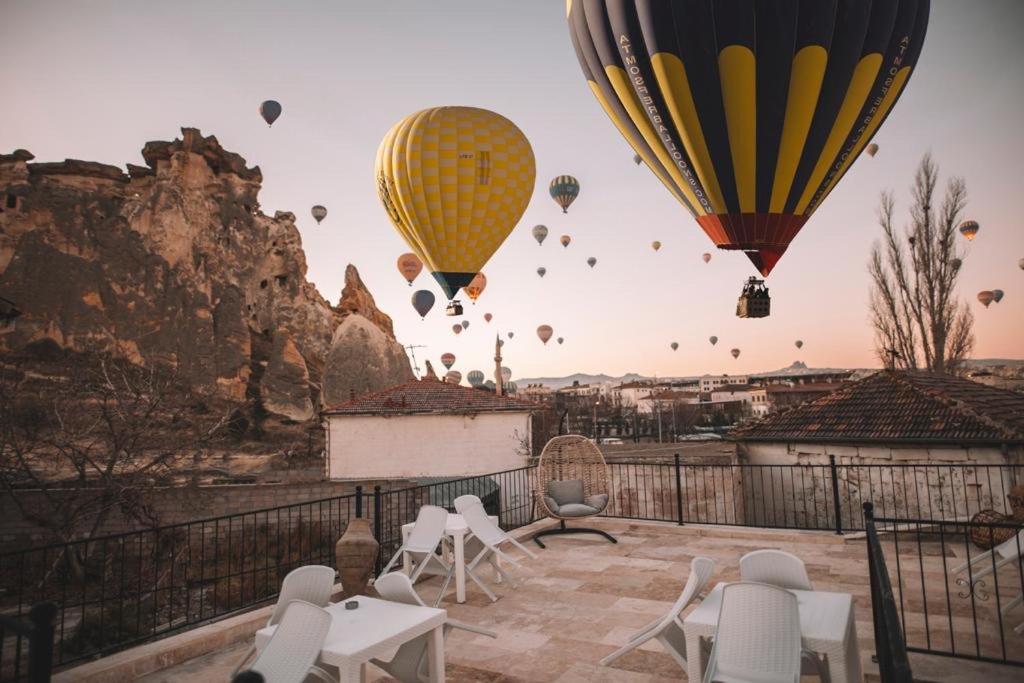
739;549;813;591
460;500;508;546
656;556;715;630
405;505;449;554
249;600;331;683
534;435;609;502
374;572;428;607
708;583;802;682
268;565;336;626
453;494;482;515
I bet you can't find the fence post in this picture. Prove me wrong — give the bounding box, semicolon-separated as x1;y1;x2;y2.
372;485;383;575
28;602;57;683
355;485;363;519
674;454;684;526
829;454;843;535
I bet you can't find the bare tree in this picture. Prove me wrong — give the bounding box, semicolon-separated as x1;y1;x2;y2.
868;155;974;373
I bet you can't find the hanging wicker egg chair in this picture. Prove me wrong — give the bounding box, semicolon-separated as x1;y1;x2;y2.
532;435;617;548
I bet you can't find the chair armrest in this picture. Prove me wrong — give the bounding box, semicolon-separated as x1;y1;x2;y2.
308;664;340;682
949;549;994;576
448;618;498;638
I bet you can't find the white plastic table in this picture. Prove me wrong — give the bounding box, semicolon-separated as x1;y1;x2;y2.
254;596;446;682
401;512;500;604
683;582;863;683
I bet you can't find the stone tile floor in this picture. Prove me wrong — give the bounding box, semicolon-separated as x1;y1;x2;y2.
139;518;1022;682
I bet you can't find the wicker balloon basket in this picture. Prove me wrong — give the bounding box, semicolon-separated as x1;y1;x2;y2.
969;509;1018;549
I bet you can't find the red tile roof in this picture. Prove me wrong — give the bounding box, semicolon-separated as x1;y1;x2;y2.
322;379;538;416
733;371;1024;445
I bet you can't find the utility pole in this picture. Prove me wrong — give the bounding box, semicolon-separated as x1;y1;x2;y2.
404;344;427;378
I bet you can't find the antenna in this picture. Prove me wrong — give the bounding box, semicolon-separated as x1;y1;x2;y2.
405;344;427;378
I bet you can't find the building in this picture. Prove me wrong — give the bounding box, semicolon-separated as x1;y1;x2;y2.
322;377;537;479
748;382;845;417
615;380;656;408
699;374;748;394
518;383;554;402
555;380;603;400
709;383;754;406
636;389;701;415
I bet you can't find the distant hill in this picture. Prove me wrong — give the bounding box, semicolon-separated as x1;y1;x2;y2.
963;359;1024;369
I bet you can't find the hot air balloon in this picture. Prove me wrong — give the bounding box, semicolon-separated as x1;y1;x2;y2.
634;153;643;165
651;241;662;252
398;253;423;286
867;143;880;157
537;267;547;278
959;220;979;241
702;253;712;264
411;290;435;319
497;339;505;348
567;2;930;277
587;257;597;268
501;367;512;383
731;348;741;359
452;324;463;335
467;370;485;387
795;340;804;349
259;100;282;126
992;289;1004;303
464;272;487;303
1019;258;1024;271
557;337;564;345
670;342;679;351
709;336;718;346
311;205;327;224
950;258;962;271
461;320;469;330
549;175;580;213
445;370;462;385
376;107;535;316
977;291;994;308
508;331;515;339
441;353;456;370
560;235;571;248
484;312;493;323
532;225;549;246
537;325;553;345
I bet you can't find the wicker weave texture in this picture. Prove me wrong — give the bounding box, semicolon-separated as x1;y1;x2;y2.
534;435;610;520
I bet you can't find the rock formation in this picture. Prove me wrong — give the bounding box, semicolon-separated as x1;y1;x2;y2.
0;128;411;419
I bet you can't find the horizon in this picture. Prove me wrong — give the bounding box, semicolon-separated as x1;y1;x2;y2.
3;0;1022;380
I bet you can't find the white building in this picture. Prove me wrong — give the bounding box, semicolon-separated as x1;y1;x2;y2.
710;384;754;406
699;374;749;394
637;390;701;415
323;378;536;479
616;381;656;408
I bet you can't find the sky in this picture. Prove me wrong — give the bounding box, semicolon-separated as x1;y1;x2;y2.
2;0;1022;381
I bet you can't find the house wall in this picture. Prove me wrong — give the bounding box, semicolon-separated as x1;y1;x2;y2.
326;412;532;479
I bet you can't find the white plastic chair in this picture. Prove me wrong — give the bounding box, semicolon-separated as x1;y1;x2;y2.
245;600;336;683
950;530;1024;633
379;505;455;606
454;498;537;601
371;572;497;682
600;556;715;671
739;549;813;591
452;494;481;513
232;564;336;676
703;582;827;683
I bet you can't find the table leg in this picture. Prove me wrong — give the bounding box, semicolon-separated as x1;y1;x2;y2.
453;529;466;603
427;624;446;682
359;661;367;683
684;629;708;683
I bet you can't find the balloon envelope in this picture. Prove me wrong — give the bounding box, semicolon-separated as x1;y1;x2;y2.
376;107;535;300
867;143;879;157
567;2;930;276
311;205;327;224
411;290;435;318
702;253;712;264
951;258;962;271
461;320;469;330
731;348;741;359
959;220;979;241
670;342;679;351
259;100;282;126
587;257;597;268
537;325;553;344
633;153;643;165
532;225;549;245
977;291;994;307
560;235;571;248
537;267;546;278
795;340;804;349
508;331;514;339
557;337;564;345
709;336;718;346
445;370;462;385
452;324;462;334
501;367;512;382
484;313;493;323
467;370;485;387
398;253;423;285
440;353;455;370
1019;258;1024;271
651;241;661;252
464;272;487;302
549;175;580;213
992;289;1004;303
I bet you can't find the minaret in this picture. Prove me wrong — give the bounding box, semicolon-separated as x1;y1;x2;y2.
494;333;504;396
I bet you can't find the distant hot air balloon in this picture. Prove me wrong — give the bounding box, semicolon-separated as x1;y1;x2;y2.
376;107;535;315
452;324;463;335
1019;258;1024;271
508;331;515;339
709;336;718;346
670;342;679;351
950;258;962;271
532;225;549;245
959;220;980;241
484;312;493;323
311;205;327;224
702;253;712;264
977;291;995;308
501;367;512;383
651;241;661;252
537;325;553;344
461;320;469;330
549;175;580;213
485;379;496;390
445;370;462;385
398;253;423;285
992;289;1004;303
557;337;564;345
411;290;435;319
795;340;804;349
497;339;504;348
467;370;485;387
560;235;571;248
259;100;282;126
441;353;456;370
537;267;547;278
464;272;487;303
867;143;880;157
567;2;930;276
731;348;741;359
633;153;643;165
587;257;596;268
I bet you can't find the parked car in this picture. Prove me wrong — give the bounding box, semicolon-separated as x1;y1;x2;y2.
599;437;624;445
676;433;723;441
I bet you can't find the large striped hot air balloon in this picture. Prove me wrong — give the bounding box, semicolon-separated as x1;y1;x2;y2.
376;107;535;313
549;175;580;213
567;1;930;276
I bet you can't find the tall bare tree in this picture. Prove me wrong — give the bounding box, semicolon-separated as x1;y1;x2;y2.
868;155;974;373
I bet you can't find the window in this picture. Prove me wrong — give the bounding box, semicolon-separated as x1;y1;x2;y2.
5;194;17;210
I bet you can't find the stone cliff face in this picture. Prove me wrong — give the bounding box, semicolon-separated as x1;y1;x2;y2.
0;128;412;420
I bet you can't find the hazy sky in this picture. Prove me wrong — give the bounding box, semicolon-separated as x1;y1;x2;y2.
2;1;1022;380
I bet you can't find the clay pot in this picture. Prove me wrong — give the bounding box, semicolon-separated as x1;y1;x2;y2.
335;518;379;600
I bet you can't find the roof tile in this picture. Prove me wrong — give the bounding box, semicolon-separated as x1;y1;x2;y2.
322;379;538;416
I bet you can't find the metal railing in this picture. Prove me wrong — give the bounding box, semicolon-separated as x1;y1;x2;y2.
863;503;914;683
0;604;57;683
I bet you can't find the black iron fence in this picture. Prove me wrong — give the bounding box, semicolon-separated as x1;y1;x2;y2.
1;458;1020;680
863;503;914;683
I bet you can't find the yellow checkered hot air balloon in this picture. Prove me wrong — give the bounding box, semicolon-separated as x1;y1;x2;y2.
376;107;536;315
